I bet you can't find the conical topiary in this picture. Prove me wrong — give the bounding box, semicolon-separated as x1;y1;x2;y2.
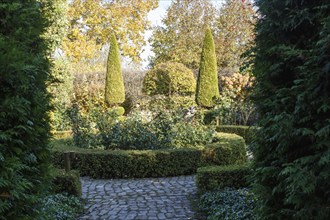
196;28;219;107
105;34;125;106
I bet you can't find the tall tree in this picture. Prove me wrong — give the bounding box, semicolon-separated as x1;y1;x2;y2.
214;0;256;76
105;34;125;106
62;0;158;63
0;0;52;217
196;28;219;107
150;0;215;70
40;0;68;54
253;0;330;219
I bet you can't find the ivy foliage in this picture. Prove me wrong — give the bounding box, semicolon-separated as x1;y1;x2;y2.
252;0;330;219
0;0;52;218
143;62;196;96
105;34;125;106
196;28;219;107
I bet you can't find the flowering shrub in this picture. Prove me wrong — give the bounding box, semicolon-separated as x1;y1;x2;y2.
211;73;257;125
219;73;254;101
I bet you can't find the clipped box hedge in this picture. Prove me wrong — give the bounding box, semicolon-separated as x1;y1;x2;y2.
52;149;202;179
201;132;247;166
51;133;247;179
216;125;257;144
52;169;82;196
196;164;251;194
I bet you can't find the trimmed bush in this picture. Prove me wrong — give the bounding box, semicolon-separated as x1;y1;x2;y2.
51;132;246;179
52;169;82;197
53;149;193;179
216;125;257;144
113;106;125;116
202;132;247;165
105;34;125;106
196;164;251;193
196;28;219;107
143;62;196;96
52;148;202;179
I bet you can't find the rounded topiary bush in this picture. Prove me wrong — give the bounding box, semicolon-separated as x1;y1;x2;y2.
143;62;196;96
113;106;125;116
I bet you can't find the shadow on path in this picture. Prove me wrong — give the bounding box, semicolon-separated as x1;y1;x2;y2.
78;175;198;220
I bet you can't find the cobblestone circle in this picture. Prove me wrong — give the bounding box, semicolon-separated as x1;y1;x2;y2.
78;175;198;220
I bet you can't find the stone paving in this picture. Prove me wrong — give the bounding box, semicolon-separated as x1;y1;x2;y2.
78;175;198;220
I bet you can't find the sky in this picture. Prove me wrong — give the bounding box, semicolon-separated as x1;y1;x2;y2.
140;0;225;69
140;1;172;68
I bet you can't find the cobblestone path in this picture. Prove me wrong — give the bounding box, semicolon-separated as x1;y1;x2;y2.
78;175;198;220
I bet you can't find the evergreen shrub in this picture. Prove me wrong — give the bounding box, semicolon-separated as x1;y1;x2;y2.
0;2;52;217
196;28;219;107
143;62;196;96
202;132;247;165
52;169;82;197
105;34;125;106
101;111;214;150
52;148;201;178
253;1;330;219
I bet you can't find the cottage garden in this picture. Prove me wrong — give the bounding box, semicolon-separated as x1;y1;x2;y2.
1;1;329;220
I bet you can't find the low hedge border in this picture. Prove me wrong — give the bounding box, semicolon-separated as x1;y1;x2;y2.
52;169;82;196
196;164;251;194
51;133;247;179
52;149;201;179
216;125;257;144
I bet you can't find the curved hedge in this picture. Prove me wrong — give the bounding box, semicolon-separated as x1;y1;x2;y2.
216;125;258;144
202;132;247;166
196;164;251;194
51;133;246;179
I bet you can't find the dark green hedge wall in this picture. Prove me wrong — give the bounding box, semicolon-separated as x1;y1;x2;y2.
0;1;51;218
253;0;330;219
